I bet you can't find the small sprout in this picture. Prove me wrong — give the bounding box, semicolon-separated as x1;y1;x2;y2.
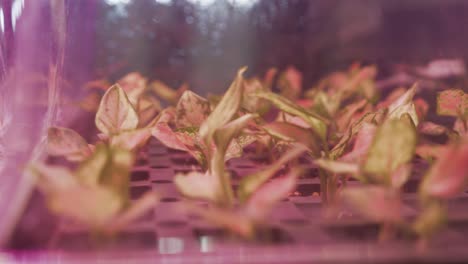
152;68;255;168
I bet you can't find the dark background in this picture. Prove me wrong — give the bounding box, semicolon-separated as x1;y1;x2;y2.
4;0;468;94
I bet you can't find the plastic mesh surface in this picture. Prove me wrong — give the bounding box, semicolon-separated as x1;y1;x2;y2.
35;137;468;263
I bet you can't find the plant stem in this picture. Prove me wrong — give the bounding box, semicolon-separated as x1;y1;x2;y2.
319;168;329;205
378;222;394;242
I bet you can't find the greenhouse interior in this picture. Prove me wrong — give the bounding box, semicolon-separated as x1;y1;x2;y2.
1;0;468;263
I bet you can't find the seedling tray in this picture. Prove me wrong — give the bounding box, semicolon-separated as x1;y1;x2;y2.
5;136;468;264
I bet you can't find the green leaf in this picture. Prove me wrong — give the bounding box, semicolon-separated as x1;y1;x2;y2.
314;159;360;175
237;144;307;202
341;186;402;223
199;67;247;145
175;91;211;128
242;78;271;115
211;114;257;205
388;84;419;126
95;84;139;135
391;164;412;189
362;117;417;184
253;91;328;140
47;126;92;162
99;147;134;202
75;144;109;186
412;200;446;238
436;89;468;118
263;122;320;156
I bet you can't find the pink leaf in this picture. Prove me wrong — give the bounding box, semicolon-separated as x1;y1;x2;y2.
340;122;377;163
420;139;468;199
151;123;192;152
418;122;448;136
111;128;152;150
414;98;429;122
244;169;299;221
437;89;468;118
